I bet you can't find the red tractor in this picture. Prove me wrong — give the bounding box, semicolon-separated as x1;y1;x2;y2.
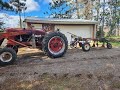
0;28;68;66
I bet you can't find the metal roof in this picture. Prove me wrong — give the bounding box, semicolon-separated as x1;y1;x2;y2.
24;17;98;25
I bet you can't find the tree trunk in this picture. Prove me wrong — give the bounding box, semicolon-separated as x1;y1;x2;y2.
19;11;22;28
101;0;105;38
118;17;120;36
76;0;80;19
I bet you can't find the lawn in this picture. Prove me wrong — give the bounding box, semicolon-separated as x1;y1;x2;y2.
106;36;120;47
111;42;120;47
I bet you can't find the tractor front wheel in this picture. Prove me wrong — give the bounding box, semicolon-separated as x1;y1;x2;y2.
42;32;68;58
6;45;18;54
0;48;17;66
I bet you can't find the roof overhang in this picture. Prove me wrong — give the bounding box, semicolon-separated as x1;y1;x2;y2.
24;17;98;25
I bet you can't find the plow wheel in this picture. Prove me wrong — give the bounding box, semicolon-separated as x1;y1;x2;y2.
42;32;68;58
0;48;17;66
82;43;91;52
106;43;112;49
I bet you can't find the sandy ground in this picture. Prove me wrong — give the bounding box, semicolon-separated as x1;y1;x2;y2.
0;47;120;90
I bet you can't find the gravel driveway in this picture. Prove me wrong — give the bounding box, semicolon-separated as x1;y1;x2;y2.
0;47;120;89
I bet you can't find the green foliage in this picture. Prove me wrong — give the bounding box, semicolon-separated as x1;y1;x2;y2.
44;0;72;19
0;29;4;32
0;0;13;11
0;21;4;29
96;30;105;38
94;0;120;36
10;0;27;13
10;0;27;28
45;0;93;19
106;36;120;47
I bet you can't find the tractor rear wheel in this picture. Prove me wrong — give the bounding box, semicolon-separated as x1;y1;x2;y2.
42;32;68;58
0;48;17;66
82;43;91;52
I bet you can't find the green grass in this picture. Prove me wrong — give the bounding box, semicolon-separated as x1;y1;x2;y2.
105;36;120;47
106;36;120;39
111;42;120;47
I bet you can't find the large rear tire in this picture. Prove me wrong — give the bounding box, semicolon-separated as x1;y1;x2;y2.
0;48;17;66
42;32;68;58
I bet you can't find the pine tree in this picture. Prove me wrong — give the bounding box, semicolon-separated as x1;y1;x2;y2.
0;0;13;11
10;0;27;28
0;0;14;30
44;0;92;19
107;0;120;36
44;0;72;18
0;21;4;29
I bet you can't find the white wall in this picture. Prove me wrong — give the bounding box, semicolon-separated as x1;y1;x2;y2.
32;24;42;30
55;25;93;44
28;23;95;44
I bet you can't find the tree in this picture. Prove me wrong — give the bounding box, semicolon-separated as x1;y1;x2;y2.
0;19;5;32
44;0;71;18
0;0;13;30
0;0;13;11
45;0;120;36
10;0;27;28
105;0;120;36
45;0;86;19
80;0;94;20
93;0;119;37
45;0;95;19
0;21;4;29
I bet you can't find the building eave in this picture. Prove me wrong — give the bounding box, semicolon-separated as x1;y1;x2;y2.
24;17;98;25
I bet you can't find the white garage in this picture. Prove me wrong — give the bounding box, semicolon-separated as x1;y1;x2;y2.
55;25;94;44
24;17;98;44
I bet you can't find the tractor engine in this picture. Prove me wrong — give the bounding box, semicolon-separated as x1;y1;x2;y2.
15;33;44;49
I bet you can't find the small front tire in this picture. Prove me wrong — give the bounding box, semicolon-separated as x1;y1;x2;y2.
0;48;17;66
6;45;18;54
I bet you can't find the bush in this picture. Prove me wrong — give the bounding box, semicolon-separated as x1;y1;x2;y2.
0;29;4;32
96;30;105;38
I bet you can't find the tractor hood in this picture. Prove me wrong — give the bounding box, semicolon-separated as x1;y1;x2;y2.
5;28;46;35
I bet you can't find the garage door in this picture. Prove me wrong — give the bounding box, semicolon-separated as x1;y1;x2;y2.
55;25;93;44
32;24;42;30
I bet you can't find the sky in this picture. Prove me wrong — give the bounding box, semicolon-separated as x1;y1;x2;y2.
0;0;53;28
1;0;52;17
0;0;120;28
